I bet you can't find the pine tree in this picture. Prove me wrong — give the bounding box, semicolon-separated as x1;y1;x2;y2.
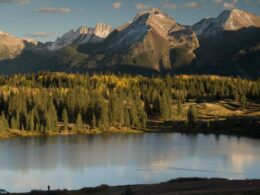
123;109;131;127
0;112;9;131
233;89;239;102
198;82;205;96
11;114;19;130
140;111;148;128
159;94;171;120
118;103;124;127
109;93;118;125
130;103;140;128
240;94;247;110
45;112;52;131
62;108;69;130
75;113;83;131
187;105;198;124
177;99;183;116
91;114;96;129
165;73;172;88
26;111;35;131
99;100;109;128
49;102;59;131
45;109;59;131
109;93;124;127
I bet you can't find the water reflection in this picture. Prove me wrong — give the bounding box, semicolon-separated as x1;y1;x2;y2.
0;133;260;192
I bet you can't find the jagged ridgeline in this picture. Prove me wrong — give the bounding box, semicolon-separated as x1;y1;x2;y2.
0;8;259;77
0;73;259;133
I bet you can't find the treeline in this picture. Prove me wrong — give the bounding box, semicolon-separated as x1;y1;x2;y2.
0;73;259;132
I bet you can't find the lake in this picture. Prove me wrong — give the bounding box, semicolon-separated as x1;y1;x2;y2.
0;133;260;192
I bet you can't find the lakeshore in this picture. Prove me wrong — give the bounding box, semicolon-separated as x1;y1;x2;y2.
0;127;142;140
10;178;260;195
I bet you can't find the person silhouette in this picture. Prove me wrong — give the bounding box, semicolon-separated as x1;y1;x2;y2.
48;185;50;191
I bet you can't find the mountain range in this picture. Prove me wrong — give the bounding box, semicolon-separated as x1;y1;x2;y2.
0;8;259;78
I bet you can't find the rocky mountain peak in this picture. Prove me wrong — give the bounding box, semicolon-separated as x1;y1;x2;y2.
47;23;112;51
135;8;176;25
135;8;162;18
94;23;113;38
220;9;260;31
76;26;91;34
106;8;181;50
193;9;260;37
131;8;180;39
0;30;27;60
97;8;199;71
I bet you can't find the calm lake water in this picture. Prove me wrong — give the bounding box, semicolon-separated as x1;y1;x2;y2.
0;133;260;192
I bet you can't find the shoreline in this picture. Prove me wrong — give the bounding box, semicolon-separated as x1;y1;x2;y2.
10;178;260;195
1;122;260;140
0;127;143;140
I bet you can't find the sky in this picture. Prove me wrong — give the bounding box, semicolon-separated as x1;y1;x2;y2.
0;0;259;42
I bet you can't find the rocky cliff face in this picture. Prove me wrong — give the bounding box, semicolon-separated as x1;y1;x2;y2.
0;30;38;60
47;23;113;51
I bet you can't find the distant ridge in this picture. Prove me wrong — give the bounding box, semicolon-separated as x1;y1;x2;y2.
0;8;259;78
